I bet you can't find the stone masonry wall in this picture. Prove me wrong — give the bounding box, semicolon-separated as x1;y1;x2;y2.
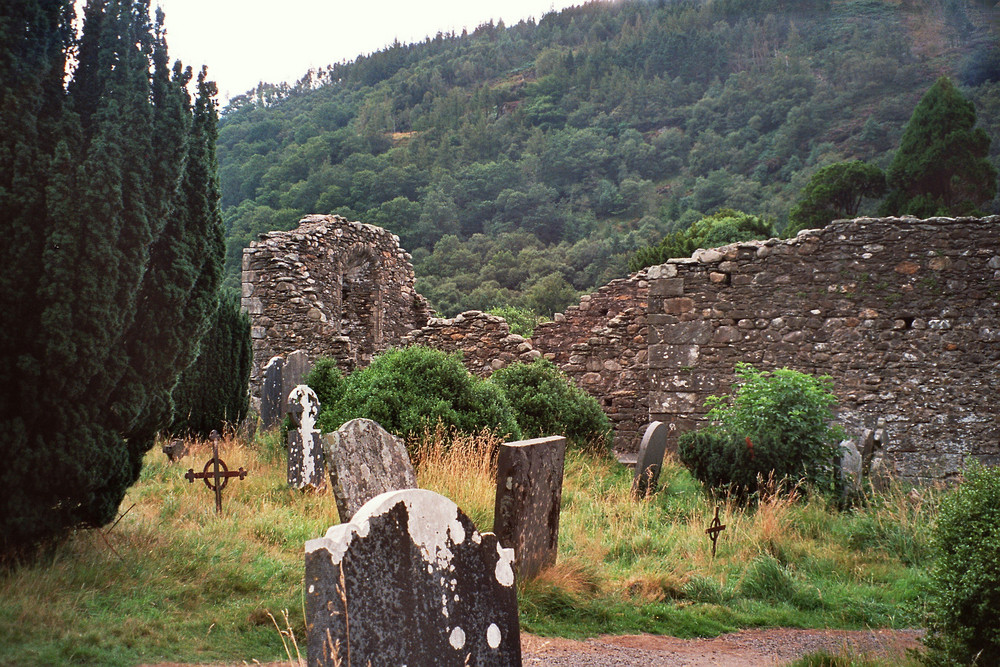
242;215;432;393
647;216;1000;483
530;274;650;458
400;311;541;377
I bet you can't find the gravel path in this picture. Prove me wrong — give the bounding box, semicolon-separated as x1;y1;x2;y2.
141;628;924;666
521;628;924;666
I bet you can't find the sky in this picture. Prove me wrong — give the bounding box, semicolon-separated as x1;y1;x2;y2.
147;0;584;103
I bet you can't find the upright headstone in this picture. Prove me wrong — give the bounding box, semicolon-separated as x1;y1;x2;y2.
632;421;669;498
280;350;312;420
287;385;324;490
260;355;284;429
493;435;566;581
321;418;417;523
305;489;522;667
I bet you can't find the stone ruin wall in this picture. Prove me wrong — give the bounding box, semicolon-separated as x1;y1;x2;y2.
646;216;1000;484
242;215;432;391
243;213;1000;483
531;276;650;459
400;311;541;377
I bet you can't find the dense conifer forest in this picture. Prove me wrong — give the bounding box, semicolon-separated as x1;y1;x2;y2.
217;0;1000;316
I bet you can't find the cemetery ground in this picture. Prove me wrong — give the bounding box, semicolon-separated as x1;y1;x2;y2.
0;429;933;666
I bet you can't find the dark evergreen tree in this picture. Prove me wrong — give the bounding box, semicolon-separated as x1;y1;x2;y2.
786;160;886;235
0;0;224;561
882;76;998;217
170;292;252;438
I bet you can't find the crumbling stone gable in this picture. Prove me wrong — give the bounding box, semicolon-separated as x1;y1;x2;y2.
242;215;431;392
530;275;650;458
646;216;1000;484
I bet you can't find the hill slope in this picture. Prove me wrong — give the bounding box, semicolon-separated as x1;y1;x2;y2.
217;0;1000;316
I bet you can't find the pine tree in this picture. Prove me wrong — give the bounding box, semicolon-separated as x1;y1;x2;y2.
170;292;252;438
0;0;225;561
786;160;886;235
882;76;998;217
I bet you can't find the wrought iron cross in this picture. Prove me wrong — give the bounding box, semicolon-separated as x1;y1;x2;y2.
705;506;727;557
185;430;247;513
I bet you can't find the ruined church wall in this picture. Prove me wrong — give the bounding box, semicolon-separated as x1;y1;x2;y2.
242;215;431;393
647;216;1000;483
400;311;541;378
530;275;650;457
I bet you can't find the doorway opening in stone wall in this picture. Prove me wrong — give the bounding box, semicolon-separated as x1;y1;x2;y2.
340;244;384;364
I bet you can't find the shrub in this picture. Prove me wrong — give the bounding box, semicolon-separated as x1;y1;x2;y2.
486;305;548;338
313;346;521;446
489;359;612;452
305;357;345;409
678;363;844;501
922;461;1000;666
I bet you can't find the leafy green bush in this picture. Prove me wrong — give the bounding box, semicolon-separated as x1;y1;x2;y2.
678;363;844;501
305;357;345;409
486;305;548;338
312;346;521;445
489;359;612;452
922;461;1000;665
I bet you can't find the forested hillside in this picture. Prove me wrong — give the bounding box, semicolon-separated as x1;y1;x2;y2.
218;0;1000;316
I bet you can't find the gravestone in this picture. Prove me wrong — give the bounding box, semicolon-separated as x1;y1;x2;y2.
321;418;417;523
305;489;522;667
260;355;285;429
632;421;669;498
493;435;566;581
287;385;324;490
280;350;312;421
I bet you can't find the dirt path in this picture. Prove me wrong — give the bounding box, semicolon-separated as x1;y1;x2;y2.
141;628;923;666
521;628;924;666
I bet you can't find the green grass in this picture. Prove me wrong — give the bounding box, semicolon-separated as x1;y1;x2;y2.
0;431;937;665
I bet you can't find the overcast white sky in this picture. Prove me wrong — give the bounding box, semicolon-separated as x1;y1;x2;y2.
148;1;584;102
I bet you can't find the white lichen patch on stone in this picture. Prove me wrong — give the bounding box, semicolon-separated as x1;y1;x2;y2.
495;543;515;587
487;623;502;649
449;626;466;650
290;384;321;486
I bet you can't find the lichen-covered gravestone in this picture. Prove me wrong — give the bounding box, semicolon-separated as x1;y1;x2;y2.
493;435;566;581
632;421;669;498
305;489;522;667
287;384;324;490
321;418;417;523
280;350;312;421
260;355;285;429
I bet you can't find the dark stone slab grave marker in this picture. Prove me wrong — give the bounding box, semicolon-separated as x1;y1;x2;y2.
305;488;522;666
287;384;324;490
632;421;669;498
280;350;312;421
493;435;566;581
321;418;417;523
260;355;284;429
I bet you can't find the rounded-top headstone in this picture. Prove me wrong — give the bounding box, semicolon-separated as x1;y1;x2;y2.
632;421;669;498
305;489;521;666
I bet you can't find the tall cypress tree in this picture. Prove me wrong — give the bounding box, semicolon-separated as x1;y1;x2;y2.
0;0;224;561
882;76;998;217
170;292;253;438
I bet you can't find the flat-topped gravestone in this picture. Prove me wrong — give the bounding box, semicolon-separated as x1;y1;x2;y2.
260;355;284;429
280;350;312;420
493;435;566;581
305;489;522;667
287;384;324;490
632;421;669;498
321;418;417;523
